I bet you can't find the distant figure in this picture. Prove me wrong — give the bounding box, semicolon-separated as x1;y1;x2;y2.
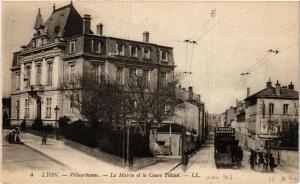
14;127;23;144
41;127;47;145
269;154;276;171
249;150;255;169
237;146;243;162
8;130;15;144
257;152;265;171
264;152;270;171
21;119;27;133
231;147;237;163
182;152;189;171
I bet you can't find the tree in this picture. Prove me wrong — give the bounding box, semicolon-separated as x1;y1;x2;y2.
125;72;177;136
59;73;128;126
59;70;179;137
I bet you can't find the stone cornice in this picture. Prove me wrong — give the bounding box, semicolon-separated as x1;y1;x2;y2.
19;42;66;56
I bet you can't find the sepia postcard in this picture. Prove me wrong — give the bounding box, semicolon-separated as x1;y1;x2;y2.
1;1;299;183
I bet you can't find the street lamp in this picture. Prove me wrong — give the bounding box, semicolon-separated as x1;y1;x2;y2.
54;105;60;140
125;118;132;167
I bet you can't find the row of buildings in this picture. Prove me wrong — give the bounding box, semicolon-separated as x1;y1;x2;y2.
8;3;208;156
218;80;298;151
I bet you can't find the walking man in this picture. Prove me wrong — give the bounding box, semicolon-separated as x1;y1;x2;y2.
41;126;47;145
269;154;276;171
21;119;27;133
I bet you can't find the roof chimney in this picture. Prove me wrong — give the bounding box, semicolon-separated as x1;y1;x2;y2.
83;14;91;34
143;31;149;42
96;23;103;35
53;3;56;13
266;79;272;88
197;94;201;102
275;80;281;95
188;86;193;100
247;87;250;97
288;82;294;90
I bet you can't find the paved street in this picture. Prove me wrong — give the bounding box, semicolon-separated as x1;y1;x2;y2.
3;144;68;171
173;142;298;174
2;143;69;184
137;157;180;172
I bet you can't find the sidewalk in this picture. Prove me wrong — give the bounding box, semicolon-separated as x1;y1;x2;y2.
19;133;125;172
136;156;181;173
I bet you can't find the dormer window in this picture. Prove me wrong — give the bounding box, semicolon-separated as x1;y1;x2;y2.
32;40;36;48
36;38;42;47
54;26;60;34
70;40;76;53
143;47;150;59
91;40;101;53
43;38;47;45
116;43;124;56
130;45;138;57
161;50;168;62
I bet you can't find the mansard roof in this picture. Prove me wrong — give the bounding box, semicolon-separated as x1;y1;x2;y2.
12;52;20;67
44;3;86;40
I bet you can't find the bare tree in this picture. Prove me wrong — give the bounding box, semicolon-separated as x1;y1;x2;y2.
59;73;128;126
59;70;179;136
125;71;177;136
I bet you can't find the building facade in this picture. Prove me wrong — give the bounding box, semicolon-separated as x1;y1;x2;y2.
231;100;247;148
10;3;175;125
151;85;207;156
245;80;299;151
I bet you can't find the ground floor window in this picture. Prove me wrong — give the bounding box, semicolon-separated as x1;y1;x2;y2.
46;98;52;118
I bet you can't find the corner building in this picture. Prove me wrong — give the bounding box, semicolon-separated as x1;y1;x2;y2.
10;3;175;125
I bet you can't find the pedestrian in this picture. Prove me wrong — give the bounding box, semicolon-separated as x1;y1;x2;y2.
8;130;14;144
41;126;47;145
15;132;22;144
21;119;27;133
249;150;255;169
269;154;276;171
258;152;265;171
277;150;281;166
237;146;243;162
263;152;270;172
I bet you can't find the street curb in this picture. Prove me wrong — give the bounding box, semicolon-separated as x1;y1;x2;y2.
167;162;182;173
22;143;71;170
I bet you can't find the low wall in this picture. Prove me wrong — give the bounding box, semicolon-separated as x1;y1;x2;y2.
63;138;157;171
63;138;126;168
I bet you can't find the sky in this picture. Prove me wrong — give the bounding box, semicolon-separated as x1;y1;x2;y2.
2;1;299;114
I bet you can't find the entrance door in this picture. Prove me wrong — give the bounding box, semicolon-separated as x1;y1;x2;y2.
36;98;41;119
